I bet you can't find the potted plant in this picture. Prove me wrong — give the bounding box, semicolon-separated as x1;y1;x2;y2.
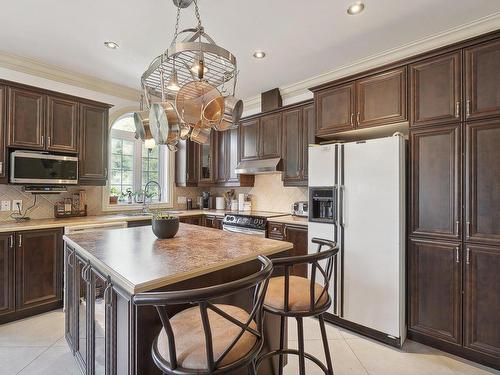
151;212;179;239
109;187;120;204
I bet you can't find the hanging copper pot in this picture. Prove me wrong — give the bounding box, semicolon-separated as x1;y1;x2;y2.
215;95;243;131
149;101;181;145
190;121;211;144
175;81;222;127
133;110;153;141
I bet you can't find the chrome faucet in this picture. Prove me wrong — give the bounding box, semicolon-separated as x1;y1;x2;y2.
142;181;162;213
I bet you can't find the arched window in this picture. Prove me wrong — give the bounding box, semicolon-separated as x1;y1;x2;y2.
104;113;171;208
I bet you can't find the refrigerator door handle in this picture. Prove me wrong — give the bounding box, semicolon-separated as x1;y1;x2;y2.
339;185;346;227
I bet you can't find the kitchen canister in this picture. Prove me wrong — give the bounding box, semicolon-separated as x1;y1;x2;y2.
215;197;225;210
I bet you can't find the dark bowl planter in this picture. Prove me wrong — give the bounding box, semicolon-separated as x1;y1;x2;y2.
152;217;179;239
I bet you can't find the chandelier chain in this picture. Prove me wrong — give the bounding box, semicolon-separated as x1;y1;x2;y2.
193;0;202;29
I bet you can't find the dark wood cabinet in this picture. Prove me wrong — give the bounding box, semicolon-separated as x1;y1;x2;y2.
464;244;500;360
356;67;407;128
465;39;500;120
203;215;224;229
0;85;6;180
7;87;45;150
46;95;79;153
175;139;198;187
315;83;355;135
239;118;259;161
410;124;462;239
282;108;302;184
198;133;215;185
0;233;14;317
78;103;109;185
179;215;204;226
64;246;76;349
409;238;462;346
302;103;315;181
284;225;308;277
465;119;500;245
215;130;228;184
15;228;63;311
259;113;282;159
410;52;462;127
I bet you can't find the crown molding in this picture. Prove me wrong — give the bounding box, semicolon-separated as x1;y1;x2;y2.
243;12;500;112
0;51;140;102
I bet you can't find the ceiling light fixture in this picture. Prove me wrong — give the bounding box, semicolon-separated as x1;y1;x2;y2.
104;41;119;49
347;2;365;15
253;51;266;59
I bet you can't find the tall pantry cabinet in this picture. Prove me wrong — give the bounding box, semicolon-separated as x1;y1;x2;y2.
408;38;500;368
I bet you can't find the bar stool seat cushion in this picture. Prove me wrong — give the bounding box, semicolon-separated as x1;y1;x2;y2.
156;304;257;370
264;276;328;312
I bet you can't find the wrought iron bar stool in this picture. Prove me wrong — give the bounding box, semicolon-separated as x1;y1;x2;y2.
256;238;339;375
133;255;273;375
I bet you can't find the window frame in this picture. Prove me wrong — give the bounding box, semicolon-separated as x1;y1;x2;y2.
101;114;174;212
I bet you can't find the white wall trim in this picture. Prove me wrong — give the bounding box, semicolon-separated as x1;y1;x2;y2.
0;51;139;102
243;12;500;112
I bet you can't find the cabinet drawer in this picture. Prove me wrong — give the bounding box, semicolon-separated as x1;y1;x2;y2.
268;223;284;239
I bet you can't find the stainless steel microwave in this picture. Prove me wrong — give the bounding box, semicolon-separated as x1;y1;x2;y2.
10;151;78;185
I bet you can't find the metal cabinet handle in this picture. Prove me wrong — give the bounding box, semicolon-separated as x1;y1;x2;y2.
18;234;22;247
455;220;459;235
104;277;113;307
466;248;471;265
41;136;44;147
455;102;460;118
0;162;3;175
47;136;51;146
466;221;471;238
356;112;360;125
9;234;13;248
466;100;471;118
350;113;354;126
284;226;287;237
104;168;108;178
455;247;460;263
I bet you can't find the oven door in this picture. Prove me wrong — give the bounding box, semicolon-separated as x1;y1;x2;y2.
11;151;78;184
222;224;266;238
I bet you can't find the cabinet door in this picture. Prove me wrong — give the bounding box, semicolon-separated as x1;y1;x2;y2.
239;118;259;161
409;238;462;345
301;103;315;181
356;67;407;128
410;124;462;239
7;87;45;149
410;52;462;127
64;246;76;349
198;133;214;184
282;108;302;184
284;225;308;277
214;216;223;230
176;140;199;186
204;216;215;228
79;103;109;185
259;113;282;159
0;85;6;179
227;127;239;184
216;131;228;183
465;120;500;245
0;233;14;317
464;244;500;358
316;83;355;135
465;39;500;120
15;228;63;310
46;95;78;153
186;141;199;185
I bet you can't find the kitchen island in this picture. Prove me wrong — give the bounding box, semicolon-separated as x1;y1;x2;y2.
63;223;292;375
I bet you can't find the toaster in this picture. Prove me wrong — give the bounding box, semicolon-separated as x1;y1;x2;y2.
292;201;309;217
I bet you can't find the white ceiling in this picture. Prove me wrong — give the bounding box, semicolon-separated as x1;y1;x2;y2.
1;0;499;101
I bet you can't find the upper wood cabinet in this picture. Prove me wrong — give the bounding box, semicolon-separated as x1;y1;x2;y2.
46;96;78;153
198;132;215;185
301;103;315;181
0;85;6;180
409;238;462;346
0;233;14;317
464;244;500;359
316;83;355;135
356;67;407;128
227;127;240;184
215;130;228;184
7;87;45;150
410;52;462;127
259;112;282;159
465;39;500;120
15;228;63;311
239;118;259;161
78;103;109;185
175;139;198;187
465;119;500;245
410;124;462;240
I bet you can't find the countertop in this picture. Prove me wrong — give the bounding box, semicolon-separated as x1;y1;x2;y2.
64;224;292;294
0;209;228;233
267;215;308;227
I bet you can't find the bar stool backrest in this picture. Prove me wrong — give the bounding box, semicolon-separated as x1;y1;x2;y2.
133;255;273;374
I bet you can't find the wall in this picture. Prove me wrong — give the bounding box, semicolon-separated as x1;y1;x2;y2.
210;173;307;213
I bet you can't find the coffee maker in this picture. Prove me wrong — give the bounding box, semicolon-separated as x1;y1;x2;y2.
201;191;212;210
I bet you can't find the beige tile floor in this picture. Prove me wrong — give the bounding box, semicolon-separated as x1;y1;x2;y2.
0;309;498;375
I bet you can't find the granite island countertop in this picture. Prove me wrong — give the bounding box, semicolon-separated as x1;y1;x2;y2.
64;223;292;294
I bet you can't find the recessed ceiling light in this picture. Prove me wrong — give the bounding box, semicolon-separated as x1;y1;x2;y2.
253;51;266;59
104;41;119;50
347;2;365;15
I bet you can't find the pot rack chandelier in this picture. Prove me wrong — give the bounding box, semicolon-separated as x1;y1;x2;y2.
134;0;243;151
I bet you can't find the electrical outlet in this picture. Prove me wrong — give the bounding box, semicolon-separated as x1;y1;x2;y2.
1;200;11;211
177;196;187;204
12;200;22;212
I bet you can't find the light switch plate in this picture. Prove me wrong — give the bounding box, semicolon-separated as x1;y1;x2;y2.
12;200;22;212
1;200;11;211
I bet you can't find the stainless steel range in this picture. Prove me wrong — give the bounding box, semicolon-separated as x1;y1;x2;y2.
222;211;288;237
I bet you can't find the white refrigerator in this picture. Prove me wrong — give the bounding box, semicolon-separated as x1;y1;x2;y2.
308;135;406;344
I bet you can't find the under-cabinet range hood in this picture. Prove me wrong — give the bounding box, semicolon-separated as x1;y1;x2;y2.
235;158;282;174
